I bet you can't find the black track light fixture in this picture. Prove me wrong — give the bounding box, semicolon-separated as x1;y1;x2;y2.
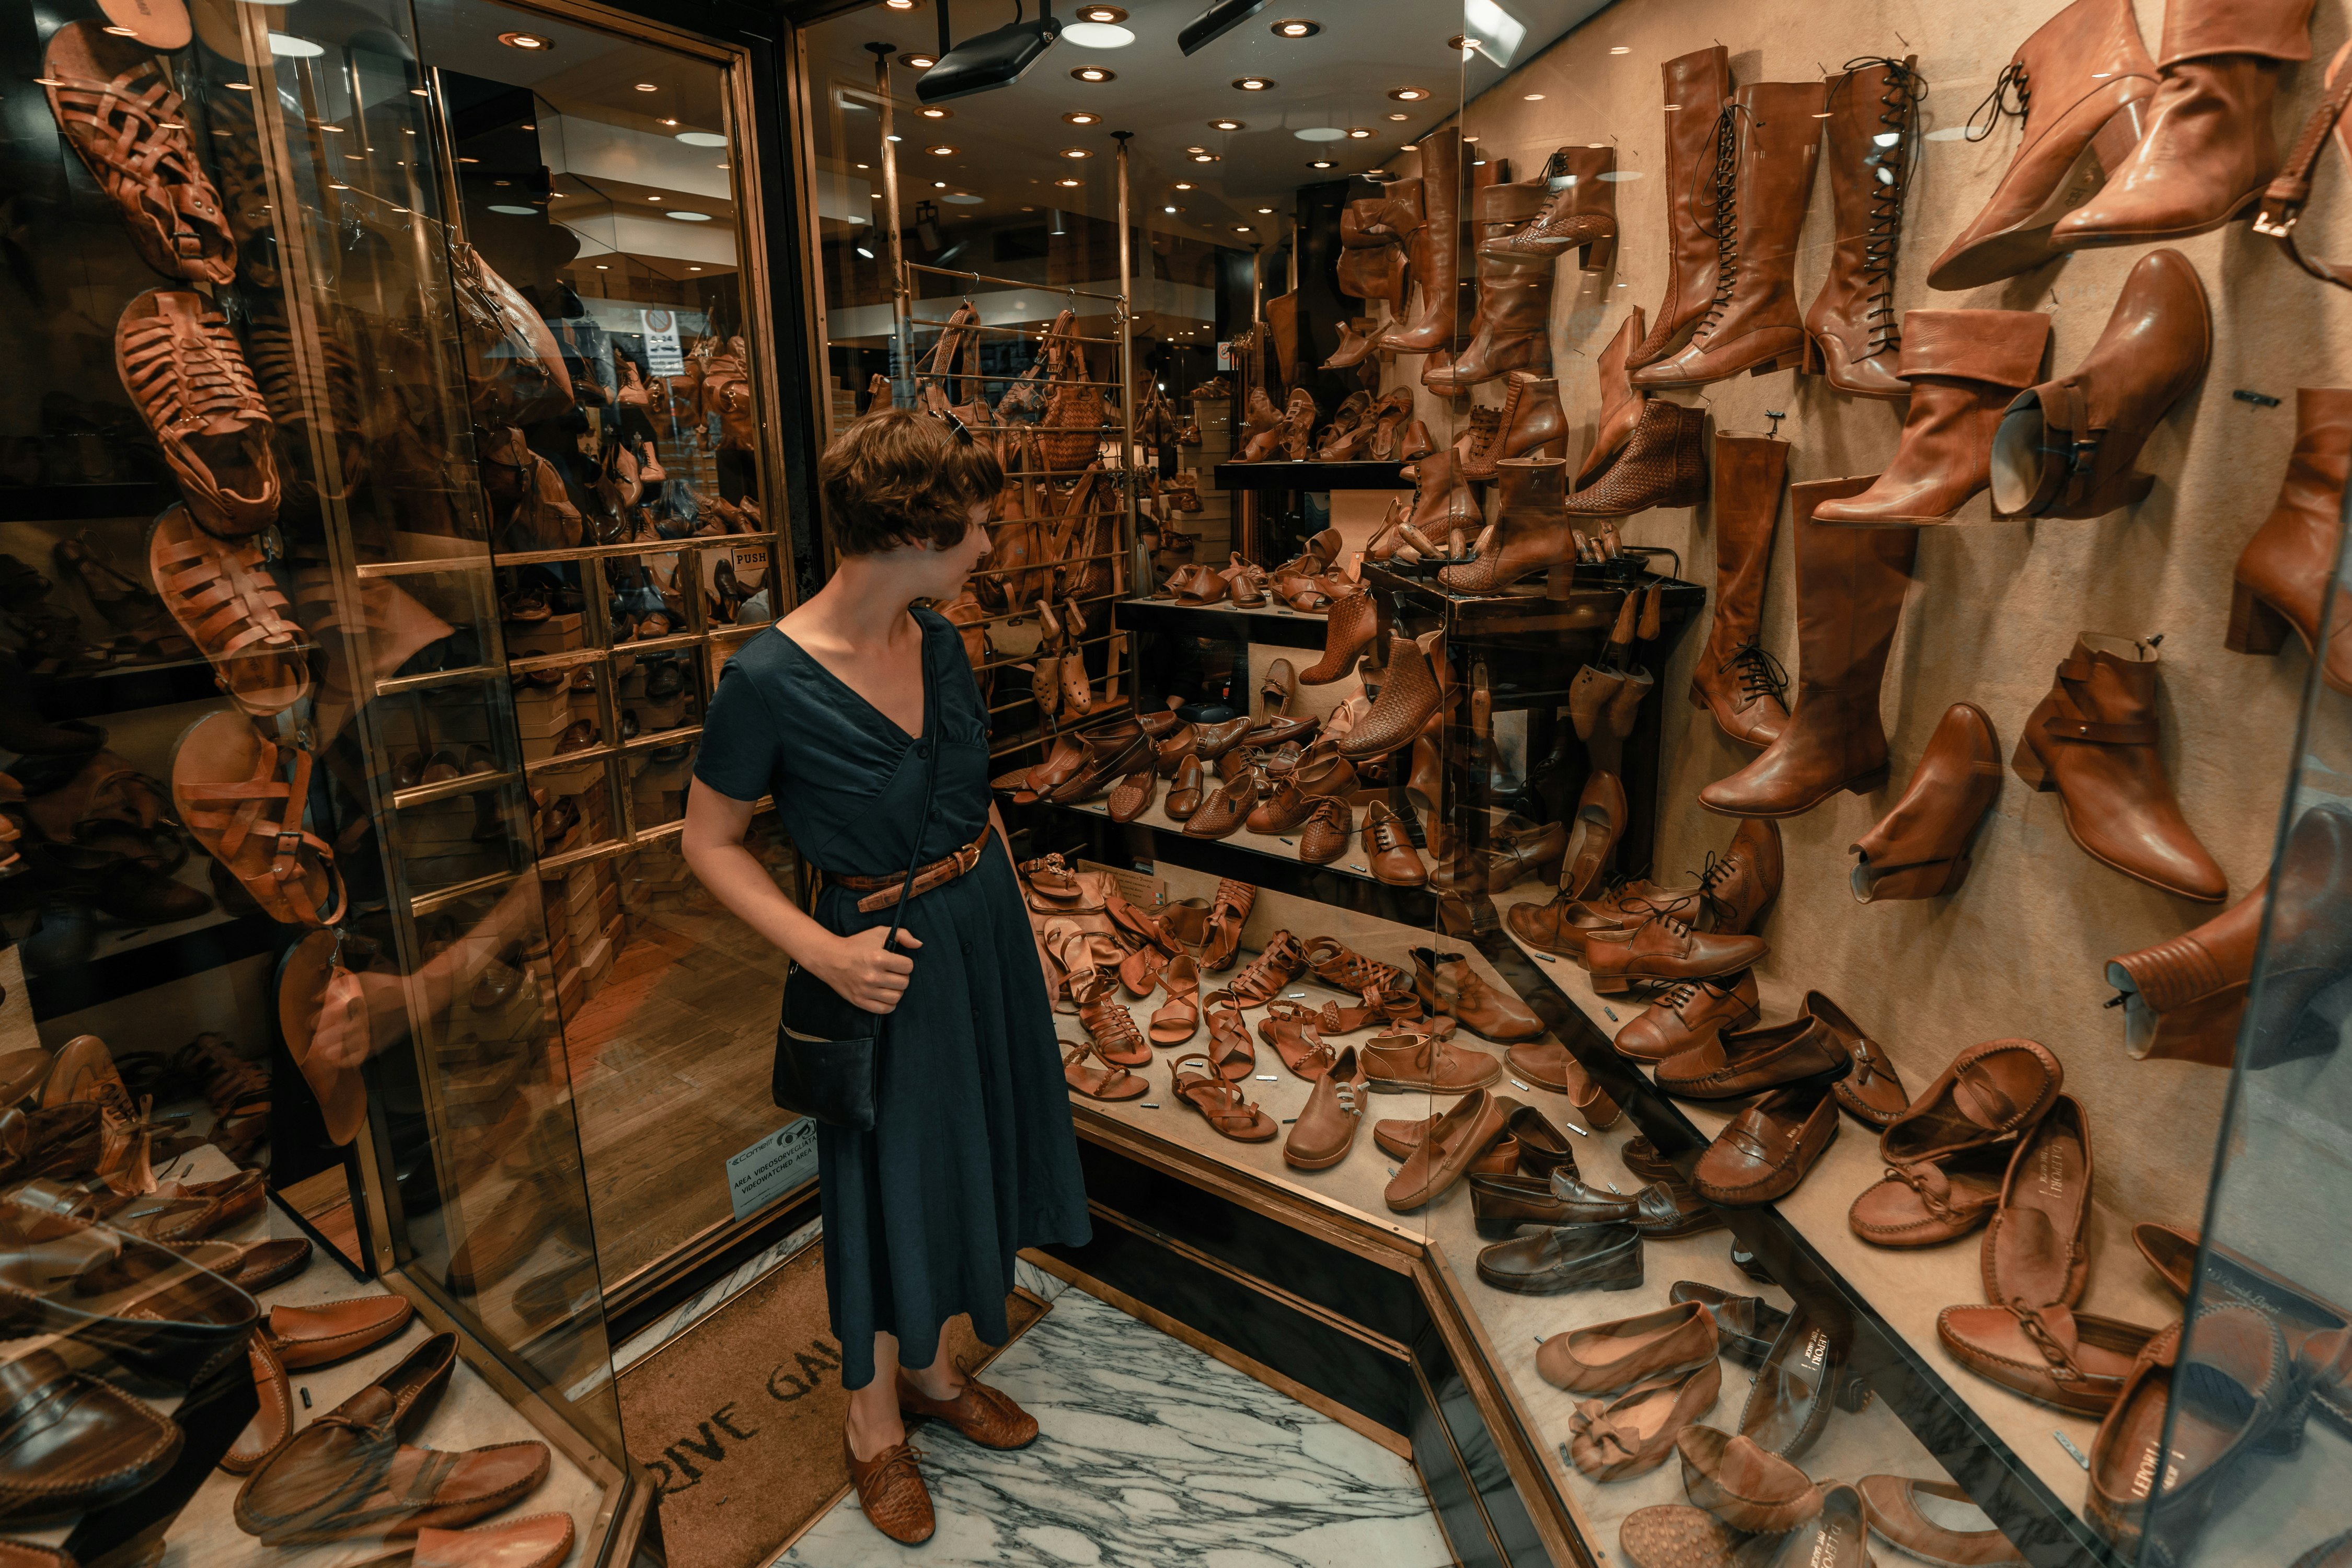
1177;0;1274;56
917;1;1064;103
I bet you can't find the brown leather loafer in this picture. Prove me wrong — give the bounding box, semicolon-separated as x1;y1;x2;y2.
1857;1476;2026;1567
1675;1423;1823;1534
1631;1178;1726;1239
1385;1088;1511;1211
1756;1483;1869;1568
1284;1046;1367;1170
1935;1301;2158;1415
0;1350;183;1521
1192;714;1255;761
1981;1092;2092;1309
1823;993;1908;1126
897;1372;1038;1449
1106;767;1156;823
1848;1147;2013;1249
1655;1010;1855;1102
1165;755;1206;819
1475;1221;1643;1295
1738;1306;1858;1459
1373;1113;1518;1173
1537;1301;1717;1396
263;1293;415;1370
1852;1037;2061;1247
1180;770;1256;838
1504;1040;1623;1129
1414;946;1544;1041
1615;972;1761;1062
1693;1086;1839;1206
1471;1171;1641;1236
1502;1101;1578;1177
843;1437;935;1545
1361;1027;1502;1093
1669;1282;1790;1369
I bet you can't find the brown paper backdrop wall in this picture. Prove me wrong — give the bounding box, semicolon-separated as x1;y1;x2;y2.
1358;0;2352;1238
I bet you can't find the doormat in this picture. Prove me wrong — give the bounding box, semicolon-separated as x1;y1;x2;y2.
615;1241;1050;1568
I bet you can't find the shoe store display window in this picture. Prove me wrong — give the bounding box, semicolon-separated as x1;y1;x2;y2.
793;0;2352;1565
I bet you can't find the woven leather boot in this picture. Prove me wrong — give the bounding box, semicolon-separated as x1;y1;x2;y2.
1301;590;1380;685
1633;82;1827;390
1807;59;1922;399
1813;310;2051;525
2054;0;2318;248
1563;399;1709;517
1927;0;2159;289
1459;372;1567;480
1376;129;1467;354
1990;249;2209;520
1688;435;1790;748
2012;632;2226;901
1630;46;1737;368
2229;387;2352;696
1577;309;1649;486
1440;458;1571;592
1481;145;1619;269
1700;478;1916;819
1427;181;1552;390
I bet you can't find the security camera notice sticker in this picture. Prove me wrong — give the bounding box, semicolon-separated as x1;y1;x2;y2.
643;309;685;376
725;1118;818;1219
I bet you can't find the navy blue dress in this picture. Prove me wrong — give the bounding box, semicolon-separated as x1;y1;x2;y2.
694;607;1090;1387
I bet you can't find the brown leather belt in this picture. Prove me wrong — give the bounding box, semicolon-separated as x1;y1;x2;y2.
833;830;990;914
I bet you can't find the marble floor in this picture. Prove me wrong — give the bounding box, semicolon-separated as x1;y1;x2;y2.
778;1285;1459;1568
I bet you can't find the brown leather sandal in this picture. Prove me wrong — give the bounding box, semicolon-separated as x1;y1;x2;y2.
43;23;234;284
116;292;279;536
169;712;347;927
1149;955;1201;1045
149;507;308;717
1256;1002;1339;1079
1062;1037;1147;1101
1202;878;1254;972
1169;1053;1278;1142
1201;988;1255;1079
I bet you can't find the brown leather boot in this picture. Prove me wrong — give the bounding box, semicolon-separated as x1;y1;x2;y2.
1439;457;1570;592
1577;309;1649;486
1629;46;1737;368
1688;434;1790;748
1340;199;1403;301
2230;387;2352;696
1700;818;1782;935
1480;145;1619;269
1850;702;2004;901
2053;0;2317;248
1563;399;1709;516
1375;128;1466;354
1700;479;1917;818
1401;448;1478;552
1926;0;2159;289
1990;249;2209;520
1323;317;1376;370
2012;632;2227;901
1301;590;1378;685
1337;630;1443;760
1631;82;1827;390
2105;877;2263;1067
1458;372;1567;480
1427;182;1553;390
1812;310;2050;525
1806;58;1922;399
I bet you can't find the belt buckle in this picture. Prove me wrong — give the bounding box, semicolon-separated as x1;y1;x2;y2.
2254;204;2299;238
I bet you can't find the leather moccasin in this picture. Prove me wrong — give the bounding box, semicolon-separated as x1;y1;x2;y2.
1655;1011;1855;1102
1619;1506;1747;1568
1503;1040;1623;1128
1298;798;1352;862
1165;756;1207;819
1632;1179;1727;1239
1372;1113;1516;1173
1503;1102;1578;1178
1852;1037;2061;1248
222;1336;294;1477
1669;1282;1790;1369
1384;1088;1511;1211
1857;1476;2025;1567
1475;1221;1643;1295
1106;767;1156;823
1471;1170;1641;1237
1538;1300;1718;1396
1825;995;1909;1127
0;1349;183;1522
1981;1093;2092;1310
1934;1302;2160;1416
2133;1222;2350;1432
1693;1086;1839;1206
1567;1361;1722;1481
262;1293;416;1369
408;1514;578;1568
1739;1306;1858;1459
1675;1423;1823;1534
1180;771;1256;839
1848;1146;2015;1249
1615;972;1761;1062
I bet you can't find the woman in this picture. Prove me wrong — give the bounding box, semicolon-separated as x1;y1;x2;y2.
682;407;1089;1544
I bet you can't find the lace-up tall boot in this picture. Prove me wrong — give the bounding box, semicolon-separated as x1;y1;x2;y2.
1480;145;1619;269
1630;47;1737;369
1375;129;1467;355
1632;82;1827;390
1439;458;1571;592
1807;58;1922;399
1688;435;1790;748
1426;181;1553;390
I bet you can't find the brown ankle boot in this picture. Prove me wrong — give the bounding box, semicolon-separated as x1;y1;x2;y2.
2229;387;2352;696
1563;399;1708;517
1813;310;2050;525
1340;200;1403;301
1402;448;1477;545
1700;818;1782;935
1439;456;1570;591
1577;309;1650;486
1481;145;1619;269
2012;632;2226;901
1632;81;1826;390
2051;0;2315;249
1375;129;1467;354
1460;372;1566;480
1926;0;2158;289
1427;183;1555;391
1339;631;1445;760
1629;46;1738;369
2105;878;2264;1066
1688;434;1790;748
1323;316;1377;370
1807;58;1922;399
1301;590;1379;686
1850;701;2004;902
1699;479;1916;819
1990;249;2209;520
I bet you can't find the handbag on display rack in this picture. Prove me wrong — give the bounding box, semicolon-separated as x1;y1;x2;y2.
1037;312;1106;471
1047;463;1118;604
979;427;1047;614
772;664;939;1129
996;308;1067;425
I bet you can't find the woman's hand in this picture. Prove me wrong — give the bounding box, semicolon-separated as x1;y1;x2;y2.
817;925;924;1013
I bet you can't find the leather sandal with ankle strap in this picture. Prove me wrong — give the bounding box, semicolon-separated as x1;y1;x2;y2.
1169;1053;1278;1142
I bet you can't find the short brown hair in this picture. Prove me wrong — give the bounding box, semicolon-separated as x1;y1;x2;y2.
817;407;1004;555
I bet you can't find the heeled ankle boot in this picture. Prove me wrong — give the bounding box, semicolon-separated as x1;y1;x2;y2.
1850;702;2004;902
1439;457;1571;592
1301;591;1379;685
1630;47;1738;370
1631;81;1827;390
1339;631;1445;760
1426;182;1555;391
2053;0;2318;249
1563;399;1709;517
1459;372;1567;481
1375;129;1468;355
1700;479;1917;819
2105;878;2263;1067
1481;145;1619;269
2229;387;2352;696
1577;309;1650;487
1807;58;1922;399
1403;449;1478;545
1324;317;1377;370
1990;248;2209;520
1927;0;2160;289
1339;200;1401;302
1688;435;1790;748
1813;310;2051;525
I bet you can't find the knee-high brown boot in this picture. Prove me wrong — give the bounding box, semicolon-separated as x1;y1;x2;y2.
1698;478;1916;818
1628;47;1736;370
1426;181;1553;391
1806;57;1922;399
1376;128;1467;355
1688;435;1790;749
1632;81;1827;390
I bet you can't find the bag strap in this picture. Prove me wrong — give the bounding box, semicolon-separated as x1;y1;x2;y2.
2255;42;2352;290
880;621;945;953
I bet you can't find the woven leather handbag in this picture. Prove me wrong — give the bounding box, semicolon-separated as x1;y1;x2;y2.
1047;465;1117;603
1037;314;1105;470
997;307;1069;425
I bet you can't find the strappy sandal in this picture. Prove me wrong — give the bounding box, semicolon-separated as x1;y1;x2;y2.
148;507;308;717
1222;555;1269;608
1316;988;1423;1035
1228;928;1306;1006
1073;970;1151;1068
1303;936;1405;997
43;22;235;284
168;711;346;928
1202;879;1255;972
1256;1002;1341;1079
1020;853;1082;901
1118;942;1168;999
1149;955;1201;1045
1063;1037;1147;1101
1167;563;1228;606
1169;1053;1277;1142
116;291;279;537
1200;988;1254;1078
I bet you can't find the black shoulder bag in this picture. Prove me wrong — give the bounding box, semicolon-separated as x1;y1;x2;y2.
772;668;939;1130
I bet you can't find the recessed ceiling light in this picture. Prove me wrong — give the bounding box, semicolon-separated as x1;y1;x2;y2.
884;0;914;8
660;118;679;126
928;144;957;155
920;107;950;119
647;194;662;201
1462;135;1480;143
595;263;609;270
1296;126;1344;142
1063;21;1136;47
1072;66;1114;82
689;266;703;271
1234;225;1251;233
855;162;870;169
1163;204;1179;212
1387;111;1408;121
497;31;552;49
1388;87;1428;101
885;134;903;141
492;179;512;186
1076;4;1127;20
1173;181;1194;190
677;131;728;147
1523;93;1544;101
1210;118;1244;131
933;180;947;187
902;52;936;68
1346;127;1373;138
1059;147;1090;158
1271;18;1321;37
634;82;658;91
1056;177;1083;187
457;156;480;164
666;211;713;221
1064;111;1100;125
1307;159;1334;169
488;204;537;215
1255;206;1274;214
1233;77;1275;90
1191;153;1218;163
521;123;535;131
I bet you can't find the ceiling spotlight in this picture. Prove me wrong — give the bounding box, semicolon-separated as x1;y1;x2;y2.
660;117;679;126
1064;111;1101;125
1270;18;1321;37
1254;205;1274;213
497;31;552;49
1307;158;1334;168
1190;153;1218;163
928;144;956;154
1209;118;1244;131
1386;111;1408;120
1609;45;1630;54
1173;181;1195;190
920;106;950;118
1072;65;1114;82
1234;225;1252;233
666;211;713;222
933;180;948;187
918;4;1064;102
690;266;703;271
1233;76;1275;90
1388;86;1428;101
1163;204;1178;212
595;263;609;270
1060;147;1091;158
1076;4;1127;19
884;0;914;9
1345;126;1372;138
902;52;937;68
1056;177;1083;187
633;82;658;91
647;194;662;201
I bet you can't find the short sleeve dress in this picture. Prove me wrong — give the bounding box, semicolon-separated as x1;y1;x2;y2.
695;607;1090;1387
